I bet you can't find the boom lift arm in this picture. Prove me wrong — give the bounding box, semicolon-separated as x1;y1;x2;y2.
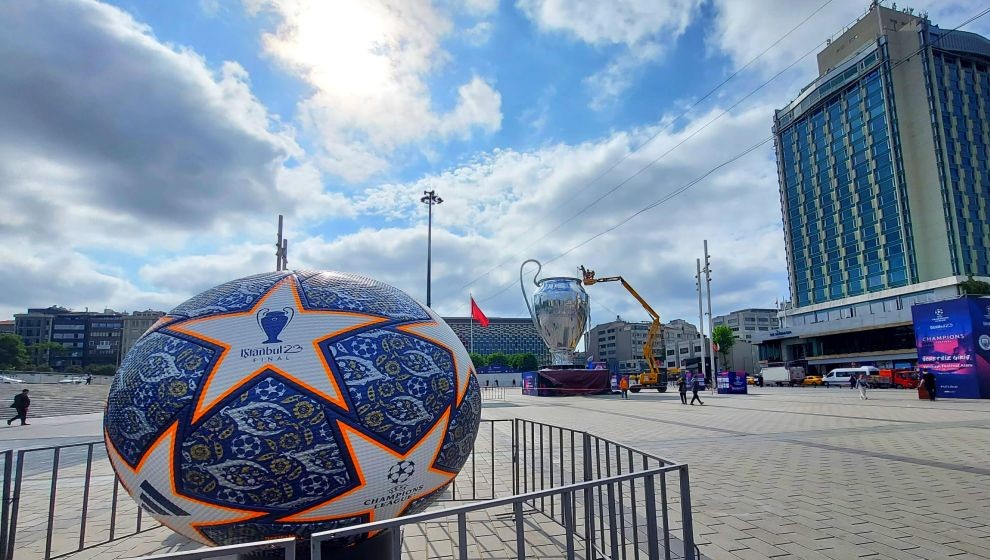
579;266;664;381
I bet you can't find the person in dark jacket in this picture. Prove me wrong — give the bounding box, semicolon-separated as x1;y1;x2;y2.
7;389;30;426
922;371;937;401
678;378;688;404
690;379;704;405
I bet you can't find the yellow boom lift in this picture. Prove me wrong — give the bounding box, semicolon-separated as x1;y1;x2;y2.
580;266;668;393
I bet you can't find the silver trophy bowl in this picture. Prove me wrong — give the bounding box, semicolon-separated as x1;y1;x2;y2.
520;259;590;366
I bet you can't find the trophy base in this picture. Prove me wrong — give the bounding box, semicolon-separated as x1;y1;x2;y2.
524;368;609;397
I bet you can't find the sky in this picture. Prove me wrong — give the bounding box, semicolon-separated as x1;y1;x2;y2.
2;0;988;332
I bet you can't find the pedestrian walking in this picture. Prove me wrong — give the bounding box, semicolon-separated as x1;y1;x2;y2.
678;377;688;404
857;373;869;400
86;373;93;385
922;371;937;401
495;379;499;387
690;378;704;405
7;389;30;426
850;375;856;390
619;376;629;400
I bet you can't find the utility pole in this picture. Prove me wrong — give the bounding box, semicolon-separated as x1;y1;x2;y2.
275;215;286;271
704;240;716;381
420;190;443;307
696;258;708;384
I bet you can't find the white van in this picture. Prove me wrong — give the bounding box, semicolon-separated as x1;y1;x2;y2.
823;366;878;387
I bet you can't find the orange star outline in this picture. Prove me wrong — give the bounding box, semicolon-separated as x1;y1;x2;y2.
396;322;475;406
104;422;268;545
167;277;388;423
278;407;455;530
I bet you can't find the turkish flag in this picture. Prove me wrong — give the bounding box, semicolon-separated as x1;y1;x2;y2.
470;297;490;327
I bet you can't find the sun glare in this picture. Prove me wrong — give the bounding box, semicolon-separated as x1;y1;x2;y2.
275;1;393;98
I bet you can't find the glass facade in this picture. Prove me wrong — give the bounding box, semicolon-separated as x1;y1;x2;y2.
931;49;990;276
776;47;911;307
443;317;549;365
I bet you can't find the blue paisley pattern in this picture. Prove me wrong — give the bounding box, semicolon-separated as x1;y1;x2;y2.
436;375;482;472
168;271;290;320
330;328;454;452
105;271;480;547
106;332;214;467
178;377;353;512
297;270;429;320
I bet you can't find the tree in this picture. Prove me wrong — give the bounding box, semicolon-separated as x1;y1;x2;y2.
469;353;488;369
85;364;118;376
66;365;84;374
960;275;990;295
518;353;539;371
487;352;509;367
27;341;64;367
711;325;736;372
0;334;29;370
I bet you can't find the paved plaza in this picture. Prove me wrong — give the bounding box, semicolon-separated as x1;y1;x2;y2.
1;384;989;559
481;386;990;560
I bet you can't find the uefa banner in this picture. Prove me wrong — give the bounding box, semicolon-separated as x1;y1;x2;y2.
912;298;983;399
967;298;990;399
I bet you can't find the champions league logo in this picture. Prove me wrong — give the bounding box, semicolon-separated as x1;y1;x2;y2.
257;307;294;343
934;308;946;322
388;460;416;484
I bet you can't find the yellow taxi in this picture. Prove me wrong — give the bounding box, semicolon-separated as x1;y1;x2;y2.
746;375;761;385
802;375;824;386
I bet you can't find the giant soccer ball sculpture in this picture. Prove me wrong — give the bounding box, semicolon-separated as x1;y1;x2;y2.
104;271;481;546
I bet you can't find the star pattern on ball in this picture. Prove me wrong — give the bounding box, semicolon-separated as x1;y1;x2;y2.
105;422;267;545
397;307;475;405
168;278;388;422
279;408;454;527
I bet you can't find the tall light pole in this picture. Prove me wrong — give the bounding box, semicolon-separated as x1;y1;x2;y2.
420;190;443;307
696;258;708;384
704;240;716;379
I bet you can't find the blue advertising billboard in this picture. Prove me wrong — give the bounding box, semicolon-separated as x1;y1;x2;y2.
912;298;982;399
967;298;990;399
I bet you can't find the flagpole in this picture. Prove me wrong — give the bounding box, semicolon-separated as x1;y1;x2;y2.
470;294;474;354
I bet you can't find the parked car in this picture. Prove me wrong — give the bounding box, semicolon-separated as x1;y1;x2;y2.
0;375;24;383
802;375;824;386
59;376;85;384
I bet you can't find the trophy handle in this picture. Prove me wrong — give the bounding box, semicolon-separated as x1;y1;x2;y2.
257;308;269;331
520;259;542;329
282;307;295;325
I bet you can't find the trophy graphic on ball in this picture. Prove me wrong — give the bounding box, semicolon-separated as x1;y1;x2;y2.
520;259;590;366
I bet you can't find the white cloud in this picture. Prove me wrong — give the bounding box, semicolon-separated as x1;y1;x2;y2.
517;0;701;108
249;0;503;183
517;0;699;46
463;21;494;45
708;0;990;78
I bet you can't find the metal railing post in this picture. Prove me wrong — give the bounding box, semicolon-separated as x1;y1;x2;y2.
644;474;660;560
679;466;696;559
660;471;671;560
514;500;526;560
582;433;594;559
0;450;12;558
44;448;61;559
457;512;468;560
78;443;94;550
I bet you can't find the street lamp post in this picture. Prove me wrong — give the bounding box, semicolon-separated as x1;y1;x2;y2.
420;190;443;307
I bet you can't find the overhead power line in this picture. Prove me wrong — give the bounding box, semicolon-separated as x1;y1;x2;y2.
474;5;990;305
456;0;838;293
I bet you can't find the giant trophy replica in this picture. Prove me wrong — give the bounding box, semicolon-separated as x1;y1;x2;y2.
520;259;608;395
520;259;590;366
